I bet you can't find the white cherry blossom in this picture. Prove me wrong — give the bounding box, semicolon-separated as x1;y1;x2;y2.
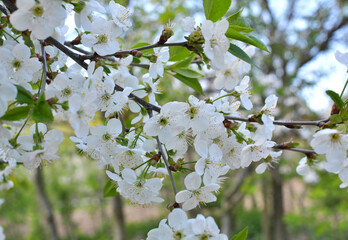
149;47;169;78
10;0;66;40
201;19;230;69
175;172;219;211
109;1;133;31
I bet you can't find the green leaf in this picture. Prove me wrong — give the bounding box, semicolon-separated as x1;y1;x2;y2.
330;114;342;124
175;69;203;78
15;85;34;104
230;226;248;240
169;46;191;61
228;43;257;67
103;180;119;198
203;0;232;22
173;73;204;95
225;28;269;52
0;106;30;121
102;66;111;75
169;54;195;69
226;9;244;23
229;18;255;33
131;42;154;55
326;90;344;109
31;94;54;123
341;107;348;121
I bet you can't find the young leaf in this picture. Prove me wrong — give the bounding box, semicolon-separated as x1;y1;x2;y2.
175;69;204;78
228;43;257;67
227;9;244;23
0;106;30;121
226;28;269;52
169;46;191;61
228;18;254;33
230;226;248;240
173;73;204;95
169;54;195;69
330;114;342;124
203;0;232;22
131;42;154;55
326;90;344;109
31;94;54;123
102;65;111;75
341;107;348;120
103;180;119;198
15;85;34;104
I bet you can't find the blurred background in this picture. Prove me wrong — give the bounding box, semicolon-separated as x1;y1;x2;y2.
0;0;348;239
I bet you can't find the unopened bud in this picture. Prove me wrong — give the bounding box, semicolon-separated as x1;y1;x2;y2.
151;153;161;162
331;103;340;115
223;119;232;129
158;27;174;44
131;50;143;58
47;71;58;80
169;163;179;172
150;54;158;63
71;35;82;45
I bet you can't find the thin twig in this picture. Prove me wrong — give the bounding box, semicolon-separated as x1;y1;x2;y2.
118;114;128;134
224;115;329;127
130;63;149;69
39;41;47;97
64;41;91;55
273;144;316;157
106;41;188;57
148;111;179;198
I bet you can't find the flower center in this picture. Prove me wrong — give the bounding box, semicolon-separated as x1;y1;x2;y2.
31;5;44;17
159;117;168;126
144;83;152;93
187;107;197;119
98;34;108;44
102;92;111;101
62;88;71;96
174;231;184;239
200;234;210;240
12;59;21;70
102;133;111;141
331;133;340;141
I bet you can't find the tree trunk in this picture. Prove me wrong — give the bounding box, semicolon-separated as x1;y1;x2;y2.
113;194;126;240
35;168;59;240
261;175;272;240
271;167;288;240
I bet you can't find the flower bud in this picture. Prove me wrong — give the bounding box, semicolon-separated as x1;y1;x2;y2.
131;50;143;58
150;54;158;63
151;153;161;162
223;119;232;129
158;27;174;44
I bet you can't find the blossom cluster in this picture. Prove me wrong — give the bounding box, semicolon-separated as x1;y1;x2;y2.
146;208;228;240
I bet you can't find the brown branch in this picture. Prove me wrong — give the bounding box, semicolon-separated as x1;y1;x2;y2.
39;41;48;97
129;63;149;69
273;144;316;158
148;110;179;199
105;41;188;57
0;3;7;15
224;115;329;127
